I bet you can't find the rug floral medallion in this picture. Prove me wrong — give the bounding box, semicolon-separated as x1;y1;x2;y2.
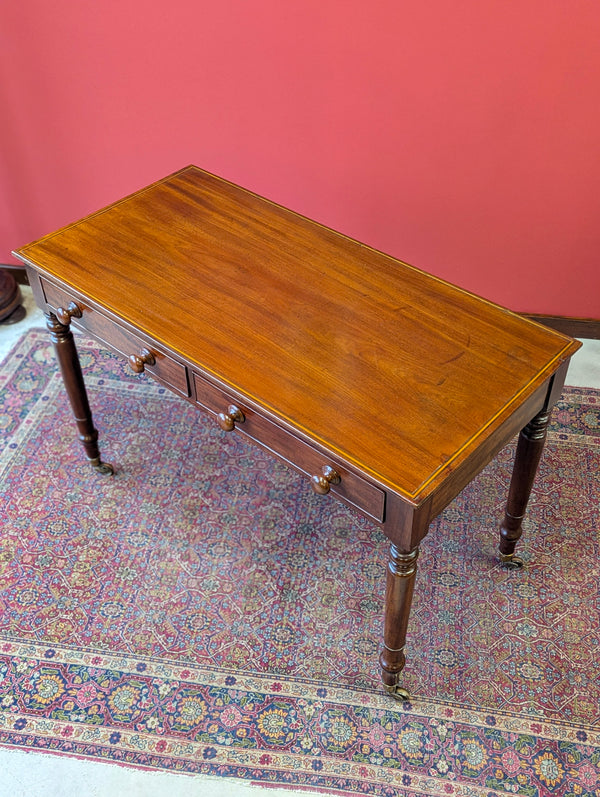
0;329;599;796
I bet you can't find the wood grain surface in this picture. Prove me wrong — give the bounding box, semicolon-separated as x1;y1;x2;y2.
15;166;580;502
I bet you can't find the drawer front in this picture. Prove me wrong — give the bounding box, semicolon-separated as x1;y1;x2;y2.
193;372;386;522
41;278;189;396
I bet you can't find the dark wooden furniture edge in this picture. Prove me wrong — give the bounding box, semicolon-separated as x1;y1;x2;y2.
0;268;24;323
523;314;600;340
1;264;29;285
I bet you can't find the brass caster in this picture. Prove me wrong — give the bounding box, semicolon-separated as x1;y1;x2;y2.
383;683;411;702
500;553;524;570
90;458;115;476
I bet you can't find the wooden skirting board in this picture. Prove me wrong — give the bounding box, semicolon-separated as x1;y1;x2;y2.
525;315;600;340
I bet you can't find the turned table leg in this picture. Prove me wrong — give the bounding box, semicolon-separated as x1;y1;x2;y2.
499;406;551;568
46;312;114;475
379;544;419;701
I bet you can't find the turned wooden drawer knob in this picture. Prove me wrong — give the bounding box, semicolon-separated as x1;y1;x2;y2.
217;404;245;432
56;302;83;325
128;348;156;373
311;465;341;495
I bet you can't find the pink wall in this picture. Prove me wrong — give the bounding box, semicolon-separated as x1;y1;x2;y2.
2;1;599;317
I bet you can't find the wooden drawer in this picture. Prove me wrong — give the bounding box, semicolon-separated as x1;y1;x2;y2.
192;371;386;522
41;277;189;396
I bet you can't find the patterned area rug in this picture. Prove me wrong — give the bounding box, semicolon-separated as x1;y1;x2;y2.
1;328;599;796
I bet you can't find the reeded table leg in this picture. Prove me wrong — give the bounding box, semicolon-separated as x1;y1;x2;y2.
46;312;114;475
499;407;551;568
379;544;419;701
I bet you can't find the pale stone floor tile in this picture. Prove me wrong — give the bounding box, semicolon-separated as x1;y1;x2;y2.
0;746;317;797
566;338;600;388
0;284;45;362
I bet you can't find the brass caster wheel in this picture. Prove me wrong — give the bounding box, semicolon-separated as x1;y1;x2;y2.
90;459;115;476
383;683;411;702
500;554;524;570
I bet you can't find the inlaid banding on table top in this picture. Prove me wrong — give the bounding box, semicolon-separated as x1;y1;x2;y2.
18;166;579;505
19;170;582;499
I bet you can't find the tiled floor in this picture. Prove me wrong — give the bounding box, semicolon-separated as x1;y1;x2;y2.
564;336;600;388
0;286;598;795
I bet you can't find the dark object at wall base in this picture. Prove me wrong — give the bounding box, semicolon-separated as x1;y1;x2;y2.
0;269;26;324
524;314;600;340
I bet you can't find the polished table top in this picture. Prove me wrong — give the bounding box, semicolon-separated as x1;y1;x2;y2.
15;166;578;506
15;165;582;697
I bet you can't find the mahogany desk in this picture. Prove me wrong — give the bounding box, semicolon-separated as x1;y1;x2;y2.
14;166;581;700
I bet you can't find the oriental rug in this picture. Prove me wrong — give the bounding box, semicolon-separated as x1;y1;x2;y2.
0;328;599;796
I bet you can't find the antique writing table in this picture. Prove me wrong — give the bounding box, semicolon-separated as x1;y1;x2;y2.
15;166;581;700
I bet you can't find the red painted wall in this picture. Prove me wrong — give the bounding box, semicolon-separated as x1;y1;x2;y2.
2;1;599;317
